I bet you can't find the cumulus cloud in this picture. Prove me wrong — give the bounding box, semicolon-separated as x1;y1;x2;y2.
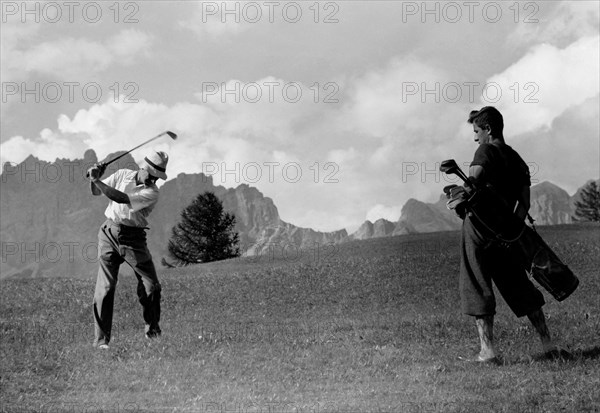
0;90;351;230
2;22;597;233
327;55;473;225
487;35;600;137
0;98;213;167
194;76;336;157
339;56;450;138
366;204;402;223
516;94;600;194
508;1;600;48
0;129;89;167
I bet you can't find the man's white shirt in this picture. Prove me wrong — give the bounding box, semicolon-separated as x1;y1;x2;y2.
102;169;159;227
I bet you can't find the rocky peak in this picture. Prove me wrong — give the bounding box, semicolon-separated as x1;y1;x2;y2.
373;219;396;237
529;181;573;225
351;220;374;240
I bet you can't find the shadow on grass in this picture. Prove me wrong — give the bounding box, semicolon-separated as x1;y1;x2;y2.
500;346;600;366
575;345;600;360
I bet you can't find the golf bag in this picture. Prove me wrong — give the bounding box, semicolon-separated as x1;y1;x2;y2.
457;184;579;302
514;225;579;301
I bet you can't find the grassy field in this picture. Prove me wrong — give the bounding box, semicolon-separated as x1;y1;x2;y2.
1;224;599;413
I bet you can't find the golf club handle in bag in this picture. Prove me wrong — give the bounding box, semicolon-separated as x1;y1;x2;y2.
465;185;579;302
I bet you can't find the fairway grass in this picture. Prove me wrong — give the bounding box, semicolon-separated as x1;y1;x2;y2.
1;224;599;412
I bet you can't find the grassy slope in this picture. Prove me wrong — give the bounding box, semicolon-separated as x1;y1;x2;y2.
1;224;599;413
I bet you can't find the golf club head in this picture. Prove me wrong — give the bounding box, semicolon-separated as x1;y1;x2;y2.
439;159;459;174
443;184;459;197
440;159;470;184
165;131;178;140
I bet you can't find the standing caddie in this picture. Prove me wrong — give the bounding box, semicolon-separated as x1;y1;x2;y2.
88;150;169;349
454;107;571;363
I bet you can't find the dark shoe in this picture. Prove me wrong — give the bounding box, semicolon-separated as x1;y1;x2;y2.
145;331;161;339
458;355;501;365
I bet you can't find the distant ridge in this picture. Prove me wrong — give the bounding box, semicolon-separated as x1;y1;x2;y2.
348;180;598;240
0;151;595;278
0;151;346;279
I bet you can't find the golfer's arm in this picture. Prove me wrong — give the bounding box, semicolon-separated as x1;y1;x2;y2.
514;185;530;221
91;181;102;196
92;180;130;204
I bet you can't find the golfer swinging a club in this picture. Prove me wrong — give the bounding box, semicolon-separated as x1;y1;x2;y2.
457;107;565;363
87;150;168;349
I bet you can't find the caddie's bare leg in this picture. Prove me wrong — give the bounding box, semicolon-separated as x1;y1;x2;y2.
527;308;556;353
475;315;497;359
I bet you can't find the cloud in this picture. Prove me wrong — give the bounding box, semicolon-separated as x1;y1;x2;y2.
1;73;330;174
0;22;41;82
2;28;153;81
2;29;596;234
0;98;214;167
327;147;358;166
339;56;451;138
320;55;478;227
515;94;600;194
366;204;402;223
0;88;347;230
107;29;154;65
487;35;600;137
0;129;89;167
194;76;335;156
508;1;600;48
179;2;250;39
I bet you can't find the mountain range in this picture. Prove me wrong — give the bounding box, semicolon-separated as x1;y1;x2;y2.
0;150;595;278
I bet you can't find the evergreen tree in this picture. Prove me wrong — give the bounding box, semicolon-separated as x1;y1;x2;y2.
168;192;240;264
573;180;600;222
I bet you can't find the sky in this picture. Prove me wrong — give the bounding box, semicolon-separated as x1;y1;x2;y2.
1;1;599;233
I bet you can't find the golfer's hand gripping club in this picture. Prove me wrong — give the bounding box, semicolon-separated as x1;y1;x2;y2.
86;162;107;180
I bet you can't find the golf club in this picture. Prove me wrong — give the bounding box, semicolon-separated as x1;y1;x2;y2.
102;131;177;168
443;184;459;198
440;159;469;184
86;131;177;177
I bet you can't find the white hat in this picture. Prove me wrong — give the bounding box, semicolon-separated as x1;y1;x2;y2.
143;150;168;180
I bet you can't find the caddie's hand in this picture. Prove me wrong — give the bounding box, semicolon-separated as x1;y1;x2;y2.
446;196;467;211
446;185;470;219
